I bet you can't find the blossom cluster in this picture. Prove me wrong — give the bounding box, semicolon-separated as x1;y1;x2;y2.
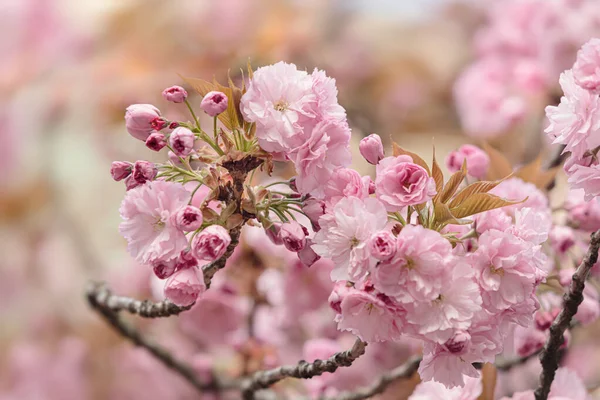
546;38;600;201
455;0;600;138
111;60;600;395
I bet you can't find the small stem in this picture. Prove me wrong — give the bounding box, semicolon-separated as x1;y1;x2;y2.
213;116;218;142
184;99;202;132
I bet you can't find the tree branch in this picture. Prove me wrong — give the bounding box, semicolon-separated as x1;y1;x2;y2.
534;230;600;400
322;356;421;400
86;282;234;393
241;339;368;399
87;282;193;317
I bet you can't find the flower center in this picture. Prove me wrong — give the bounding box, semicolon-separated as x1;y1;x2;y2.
490;265;505;276
350;237;360;248
365;303;375;315
404;257;416;269
274;99;289;112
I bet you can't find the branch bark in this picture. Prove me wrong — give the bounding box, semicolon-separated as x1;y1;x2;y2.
241;339;368;399
87;282;193;317
534;230;600;400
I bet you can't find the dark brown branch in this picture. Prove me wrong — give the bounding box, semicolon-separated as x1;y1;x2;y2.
86;283;232;393
87;282;192;317
322;356;421;400
241;339;368;399
534;230;600;400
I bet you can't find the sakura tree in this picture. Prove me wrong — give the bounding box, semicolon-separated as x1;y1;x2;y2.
88;42;600;399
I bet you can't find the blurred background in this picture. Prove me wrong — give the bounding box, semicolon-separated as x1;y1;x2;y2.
2;0;600;398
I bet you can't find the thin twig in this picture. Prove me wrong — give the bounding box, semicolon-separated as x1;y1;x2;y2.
322;356;421;400
87;282;193;317
534;230;600;400
241;339;368;399
86;283;232;393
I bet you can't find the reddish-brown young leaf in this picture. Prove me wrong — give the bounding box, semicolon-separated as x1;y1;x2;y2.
451;193;524;219
482;142;513;181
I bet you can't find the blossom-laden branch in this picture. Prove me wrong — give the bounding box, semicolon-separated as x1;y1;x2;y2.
241;339;367;400
86;283;230;393
322;356;421;400
87;282;192;317
534;230;600;400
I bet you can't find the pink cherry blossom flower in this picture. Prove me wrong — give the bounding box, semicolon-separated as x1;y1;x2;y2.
359;133;384;165
445;144;490;179
291;119;352;196
179;287;246;345
164;267;205;306
323;167;369;204
472;229;539;314
302;198;326;230
372;225;452;303
406;261;482;344
119;181;190;264
332;285;404;343
375;155;437;211
192;225;231;261
240;62;316;153
490;177;549;216
565;188;600;231
566;163;600;201
545;70;600;160
310;68;346;121
474;208;512;235
200;91;229;117
508;207;551;246
513;325;547;357
312;197;388;281
573;38;600;93
409;375;482;400
125;104;161;141
132;160;158;185
549;225;576;254
418;341;481;388
162;85;188;103
367;231;397;261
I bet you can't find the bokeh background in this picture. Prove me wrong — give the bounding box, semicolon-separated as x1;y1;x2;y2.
2;0;600;398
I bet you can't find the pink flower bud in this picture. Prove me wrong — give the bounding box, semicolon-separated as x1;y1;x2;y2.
152;258;178;279
535;310;555;331
170;127;195;157
368;231;397;261
444;330;471;354
150;117;168;131
516;328;546;357
573;38;600;93
279;221;307;252
302;198;326;231
192;225;231;261
145;132;167;151
359;134;384;165
110;161;133;181
174;205;203;231
169;121;180;129
162;85;188;103
549;226;576;255
164;267;205;306
200;91;228;117
132;160;158;184
298;241;320;266
124;175;141;191
125;104;161;141
265;222;283;245
446;144;489;179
